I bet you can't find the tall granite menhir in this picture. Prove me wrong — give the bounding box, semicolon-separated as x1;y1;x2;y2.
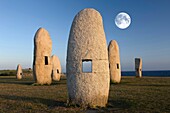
51;55;61;81
66;8;110;107
33;28;52;85
135;58;142;77
108;40;121;83
16;64;23;79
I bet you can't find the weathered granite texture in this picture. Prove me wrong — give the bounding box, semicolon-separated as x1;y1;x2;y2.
16;64;23;79
66;8;110;107
51;55;61;81
108;40;121;83
33;28;52;85
135;58;142;77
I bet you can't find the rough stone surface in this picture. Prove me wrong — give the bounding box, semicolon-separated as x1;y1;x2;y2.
108;40;121;83
135;58;142;77
66;8;110;107
51;55;61;81
16;64;23;79
33;28;52;85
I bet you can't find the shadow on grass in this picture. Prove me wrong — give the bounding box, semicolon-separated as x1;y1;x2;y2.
107;99;134;109
0;77;66;86
124;84;170;87
0;94;66;108
86;99;135;112
0;80;34;85
115;81;131;85
0;77;16;79
0;81;67;86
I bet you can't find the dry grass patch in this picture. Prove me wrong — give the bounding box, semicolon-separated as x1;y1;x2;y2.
0;74;170;112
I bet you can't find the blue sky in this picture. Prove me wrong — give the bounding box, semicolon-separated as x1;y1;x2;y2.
0;0;170;71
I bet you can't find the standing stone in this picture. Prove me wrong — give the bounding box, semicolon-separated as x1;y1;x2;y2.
16;64;23;79
66;8;110;107
51;55;61;81
33;28;52;85
135;58;142;77
108;40;121;83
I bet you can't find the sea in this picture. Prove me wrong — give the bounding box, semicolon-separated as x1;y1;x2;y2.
122;70;170;77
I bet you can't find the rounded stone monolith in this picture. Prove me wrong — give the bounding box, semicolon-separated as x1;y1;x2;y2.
16;64;23;79
33;28;52;85
66;8;110;107
108;40;121;83
135;58;142;78
51;55;61;81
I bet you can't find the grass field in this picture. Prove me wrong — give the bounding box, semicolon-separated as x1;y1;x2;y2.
0;73;170;113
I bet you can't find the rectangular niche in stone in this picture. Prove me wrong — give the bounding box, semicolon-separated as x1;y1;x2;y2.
117;63;119;69
45;56;48;65
82;59;92;73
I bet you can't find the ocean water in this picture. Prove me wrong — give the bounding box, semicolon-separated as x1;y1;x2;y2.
121;70;170;77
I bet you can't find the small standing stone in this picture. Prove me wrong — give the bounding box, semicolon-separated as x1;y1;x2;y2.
16;64;23;79
108;40;121;83
135;58;142;77
51;55;61;81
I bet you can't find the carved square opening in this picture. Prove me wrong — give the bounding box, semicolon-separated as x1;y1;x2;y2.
117;63;119;69
45;56;48;65
82;59;92;73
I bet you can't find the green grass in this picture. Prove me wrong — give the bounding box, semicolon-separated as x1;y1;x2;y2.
0;74;170;113
0;70;16;76
0;69;32;76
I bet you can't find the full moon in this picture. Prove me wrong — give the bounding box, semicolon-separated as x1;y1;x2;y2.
115;12;131;29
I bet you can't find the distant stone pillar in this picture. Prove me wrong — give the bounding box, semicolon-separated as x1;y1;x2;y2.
135;58;142;77
33;28;52;85
108;40;121;83
66;8;110;107
16;64;23;79
51;55;61;81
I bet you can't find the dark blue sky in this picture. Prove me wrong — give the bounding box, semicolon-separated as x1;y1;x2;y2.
0;0;170;71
